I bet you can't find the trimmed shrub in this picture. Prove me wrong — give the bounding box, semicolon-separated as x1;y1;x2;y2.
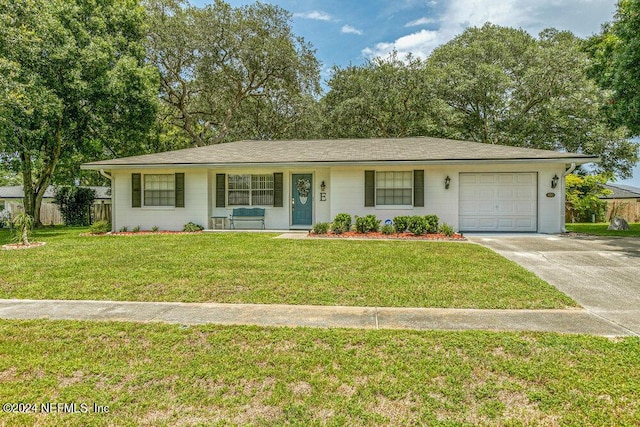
312;222;330;234
355;214;380;233
439;222;455;237
89;220;111;234
424;214;439;234
381;224;395;235
332;213;352;232
151;226;159;232
393;216;410;233
53;186;96;226
407;215;428;235
183;222;204;232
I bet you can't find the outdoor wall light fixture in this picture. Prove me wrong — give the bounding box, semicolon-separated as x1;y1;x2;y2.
320;181;326;192
551;174;559;189
444;175;451;189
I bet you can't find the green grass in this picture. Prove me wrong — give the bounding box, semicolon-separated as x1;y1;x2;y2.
0;320;638;426
0;227;574;309
565;222;640;237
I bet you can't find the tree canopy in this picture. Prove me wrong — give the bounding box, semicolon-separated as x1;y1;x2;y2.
145;0;321;147
322;54;437;138
0;0;158;224
586;0;640;137
321;23;636;178
424;24;636;178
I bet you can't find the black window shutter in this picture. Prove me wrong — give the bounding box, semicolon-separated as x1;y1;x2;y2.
216;174;226;207
273;173;283;207
132;173;141;208
413;170;424;207
175;173;185;208
364;170;375;207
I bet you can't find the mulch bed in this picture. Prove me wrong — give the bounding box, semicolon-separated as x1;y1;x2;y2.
2;242;47;250
309;231;466;241
81;231;203;236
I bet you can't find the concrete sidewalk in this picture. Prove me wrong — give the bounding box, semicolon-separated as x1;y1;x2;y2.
0;299;633;337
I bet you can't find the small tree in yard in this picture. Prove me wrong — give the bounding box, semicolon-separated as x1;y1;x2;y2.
53;187;96;226
12;212;33;245
565;174;611;223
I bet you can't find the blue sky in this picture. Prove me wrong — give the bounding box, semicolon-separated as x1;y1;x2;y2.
190;0;640;186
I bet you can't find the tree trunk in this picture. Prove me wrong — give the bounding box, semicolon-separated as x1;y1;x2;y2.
19;128;62;227
20;151;37;224
22;226;29;246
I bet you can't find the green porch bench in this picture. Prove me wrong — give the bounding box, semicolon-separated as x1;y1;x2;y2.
229;207;265;229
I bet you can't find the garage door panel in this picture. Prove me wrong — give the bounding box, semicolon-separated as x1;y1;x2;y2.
516;174;536;184
496;203;514;214
516;201;536;214
497;188;515;199
459;173;537;232
479;175;497;184
498;174;517;184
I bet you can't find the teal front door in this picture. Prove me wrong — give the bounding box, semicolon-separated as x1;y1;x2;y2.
292;174;313;226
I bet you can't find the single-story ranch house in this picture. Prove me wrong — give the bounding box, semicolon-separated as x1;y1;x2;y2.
81;137;597;233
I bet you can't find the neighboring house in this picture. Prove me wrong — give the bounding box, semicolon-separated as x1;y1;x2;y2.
81;137;597;233
601;183;640;223
0;185;111;225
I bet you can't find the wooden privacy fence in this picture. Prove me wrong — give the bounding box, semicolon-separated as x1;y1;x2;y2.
605;200;640;223
91;202;112;223
3;201;111;225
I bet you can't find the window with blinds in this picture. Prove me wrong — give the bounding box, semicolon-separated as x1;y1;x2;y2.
375;171;413;205
228;174;274;206
144;174;175;206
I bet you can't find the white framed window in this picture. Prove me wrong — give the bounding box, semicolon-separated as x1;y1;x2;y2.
228;174;274;206
144;174;175;206
376;171;412;206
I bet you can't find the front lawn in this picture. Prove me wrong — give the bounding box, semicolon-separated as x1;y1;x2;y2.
0;320;638;426
565;222;640;237
0;227;575;309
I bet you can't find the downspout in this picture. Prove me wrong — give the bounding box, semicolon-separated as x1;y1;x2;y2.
560;163;576;232
99;169;115;232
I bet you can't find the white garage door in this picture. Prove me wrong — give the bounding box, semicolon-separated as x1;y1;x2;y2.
459;172;537;232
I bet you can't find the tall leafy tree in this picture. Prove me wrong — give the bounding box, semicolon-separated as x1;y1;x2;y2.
145;0;321;146
0;0;158;225
322;54;438;138
425;23;637;178
586;0;640;136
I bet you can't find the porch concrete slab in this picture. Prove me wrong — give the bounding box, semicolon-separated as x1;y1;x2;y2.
274;233;309;239
468;234;640;336
0;299;632;336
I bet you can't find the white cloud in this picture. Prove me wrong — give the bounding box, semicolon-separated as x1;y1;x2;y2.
362;29;440;60
363;0;616;60
293;10;333;21
405;17;437;27
341;25;363;35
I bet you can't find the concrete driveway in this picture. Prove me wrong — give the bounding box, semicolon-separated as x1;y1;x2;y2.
468;234;640;336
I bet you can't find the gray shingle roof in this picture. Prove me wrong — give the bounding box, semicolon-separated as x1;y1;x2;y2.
602;183;640;199
82;137;597;169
